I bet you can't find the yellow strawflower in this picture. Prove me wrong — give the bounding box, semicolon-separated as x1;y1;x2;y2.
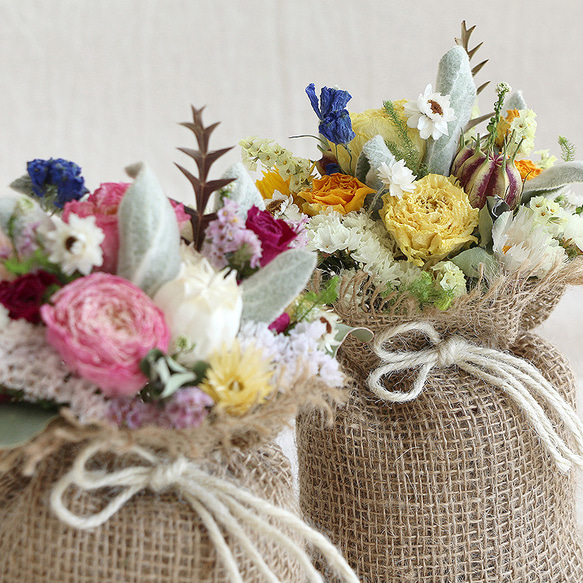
199;340;274;416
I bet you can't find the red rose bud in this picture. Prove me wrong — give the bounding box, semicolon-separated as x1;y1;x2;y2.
0;271;61;323
452;144;523;210
245;206;297;266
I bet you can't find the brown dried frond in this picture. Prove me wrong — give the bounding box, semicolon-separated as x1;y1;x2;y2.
176;106;235;250
455;21;490;95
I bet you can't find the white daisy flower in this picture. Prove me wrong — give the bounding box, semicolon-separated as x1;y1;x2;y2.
404;84;456;140
492;208;566;277
377;159;416;199
264;191;304;222
43;213;105;275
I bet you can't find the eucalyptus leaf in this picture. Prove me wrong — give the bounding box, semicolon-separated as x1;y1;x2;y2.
241;249;317;323
117;162;181;296
424;46;477;176
217;162;265;214
521;161;583;203
330;324;373;357
450;247;499;279
0;404;59;449
505;90;527;110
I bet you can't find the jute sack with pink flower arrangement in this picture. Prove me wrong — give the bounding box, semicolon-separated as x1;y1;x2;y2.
0;381;358;583
297;263;583;582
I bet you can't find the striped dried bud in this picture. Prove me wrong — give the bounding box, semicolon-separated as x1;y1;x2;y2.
452;143;523;209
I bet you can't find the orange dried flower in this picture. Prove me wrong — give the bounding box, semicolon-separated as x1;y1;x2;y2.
515;159;543;180
298;173;375;216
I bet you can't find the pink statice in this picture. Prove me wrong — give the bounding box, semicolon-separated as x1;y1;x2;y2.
201;199;262;270
106;387;213;429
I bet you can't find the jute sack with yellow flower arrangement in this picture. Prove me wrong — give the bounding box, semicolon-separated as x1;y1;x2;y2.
0;109;361;583
289;25;583;582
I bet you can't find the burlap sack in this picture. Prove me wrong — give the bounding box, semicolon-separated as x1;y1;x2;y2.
0;440;302;583
297;267;583;582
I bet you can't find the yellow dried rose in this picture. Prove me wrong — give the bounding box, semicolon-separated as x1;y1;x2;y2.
380;174;479;266
330;101;426;174
298;173;374;216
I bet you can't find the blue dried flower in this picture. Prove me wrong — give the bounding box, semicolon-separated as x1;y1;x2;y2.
306;83;356;145
27;158;87;209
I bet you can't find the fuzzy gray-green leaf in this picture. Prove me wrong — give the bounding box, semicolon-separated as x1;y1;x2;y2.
241;249;317;323
117;162;181;296
425;46;477;175
0;197;18;234
356;135;395;190
522;161;583;203
0;404;59;449
505;90;526;110
217;162;265;214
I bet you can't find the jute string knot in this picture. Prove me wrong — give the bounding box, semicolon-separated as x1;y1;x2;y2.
50;440;359;583
368;321;583;474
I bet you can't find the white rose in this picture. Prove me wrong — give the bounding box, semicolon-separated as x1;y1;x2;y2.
154;252;243;366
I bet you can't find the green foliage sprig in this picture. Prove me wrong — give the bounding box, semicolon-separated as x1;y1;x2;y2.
383;101;425;177
559;135;576;162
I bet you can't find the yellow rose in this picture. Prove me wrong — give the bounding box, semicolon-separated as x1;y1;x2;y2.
380;174;479;266
298;173;375;216
331;101;426;174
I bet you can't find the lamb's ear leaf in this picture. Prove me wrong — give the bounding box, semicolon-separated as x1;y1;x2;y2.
521;161;583;203
217;162;265;214
241;249;317;324
424;46;477;176
0;404;59;449
117;162;181;296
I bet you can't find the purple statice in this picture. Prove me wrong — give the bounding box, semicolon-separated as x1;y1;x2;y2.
201;199;262;271
106;387;213;430
305;83;356;145
27;158;87;209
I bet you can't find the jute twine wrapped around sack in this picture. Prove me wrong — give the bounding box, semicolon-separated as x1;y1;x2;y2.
0;371;359;583
297;262;583;582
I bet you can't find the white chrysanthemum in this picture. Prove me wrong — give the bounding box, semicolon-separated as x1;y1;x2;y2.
528;196;570;236
404;84;456;140
492;208;566;277
563;213;583;252
306;212;353;254
377;159;416;199
42;213;104;275
431;261;467;297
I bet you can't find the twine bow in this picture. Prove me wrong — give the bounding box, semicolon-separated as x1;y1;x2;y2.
50;441;359;583
368;321;583;474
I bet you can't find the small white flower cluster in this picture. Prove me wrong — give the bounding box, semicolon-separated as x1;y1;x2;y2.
305;210;418;285
237;320;344;389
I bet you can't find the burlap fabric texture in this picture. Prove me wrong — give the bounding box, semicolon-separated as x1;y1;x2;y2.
297;266;583;582
0;365;353;582
0;440;302;583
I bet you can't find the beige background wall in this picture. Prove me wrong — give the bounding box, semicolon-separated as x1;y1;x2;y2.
1;0;583;493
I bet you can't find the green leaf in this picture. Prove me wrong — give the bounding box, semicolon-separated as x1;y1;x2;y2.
330;324;373;357
0;197;18;234
0;404;58;449
117;163;181;296
450;247;498;279
424;46;477;176
241;249;317;323
522;161;583;203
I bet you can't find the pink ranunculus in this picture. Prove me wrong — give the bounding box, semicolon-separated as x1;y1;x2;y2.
40;272;170;398
245;206;298;266
63;183;191;274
